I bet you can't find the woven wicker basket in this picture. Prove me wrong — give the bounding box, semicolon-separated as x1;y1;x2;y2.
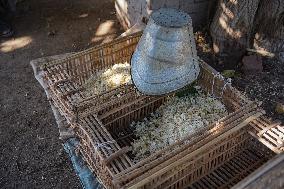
41;32;279;189
232;153;284;189
42;32;250;123
42;32;141;123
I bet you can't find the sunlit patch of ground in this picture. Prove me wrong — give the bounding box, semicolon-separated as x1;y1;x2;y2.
91;20;117;43
0;36;33;53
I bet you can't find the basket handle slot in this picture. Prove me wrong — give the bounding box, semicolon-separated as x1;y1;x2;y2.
103;146;132;165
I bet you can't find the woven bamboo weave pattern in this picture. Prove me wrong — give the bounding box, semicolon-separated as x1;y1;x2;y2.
40;32;278;189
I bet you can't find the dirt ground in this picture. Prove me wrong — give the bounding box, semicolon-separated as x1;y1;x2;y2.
234;58;284;122
1;1;283;189
195;31;284;123
0;0;122;188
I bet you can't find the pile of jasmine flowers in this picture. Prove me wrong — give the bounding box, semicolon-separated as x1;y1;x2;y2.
131;87;228;161
83;62;131;96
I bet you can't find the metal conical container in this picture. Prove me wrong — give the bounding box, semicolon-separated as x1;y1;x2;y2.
131;8;200;95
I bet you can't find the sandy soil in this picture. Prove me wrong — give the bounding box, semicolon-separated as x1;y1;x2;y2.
195;31;284;123
0;0;122;188
1;1;283;188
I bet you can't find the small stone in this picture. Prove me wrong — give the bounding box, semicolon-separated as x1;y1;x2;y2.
275;102;284;114
79;13;88;18
47;30;56;36
242;55;263;75
37;135;44;140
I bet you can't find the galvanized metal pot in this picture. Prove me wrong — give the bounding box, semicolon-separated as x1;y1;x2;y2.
131;8;200;95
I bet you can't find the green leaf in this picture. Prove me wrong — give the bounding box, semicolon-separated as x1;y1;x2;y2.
222;70;236;78
175;82;198;97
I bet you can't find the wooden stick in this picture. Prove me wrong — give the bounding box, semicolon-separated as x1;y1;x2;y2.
103;146;132;165
246;48;275;57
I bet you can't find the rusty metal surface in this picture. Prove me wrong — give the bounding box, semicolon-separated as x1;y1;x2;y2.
131;8;199;95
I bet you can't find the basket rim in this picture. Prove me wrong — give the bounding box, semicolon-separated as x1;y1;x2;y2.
45;58;252;116
120;111;264;188
78;101;263;175
41;31;143;70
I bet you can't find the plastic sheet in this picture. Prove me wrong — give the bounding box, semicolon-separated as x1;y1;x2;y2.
64;138;104;189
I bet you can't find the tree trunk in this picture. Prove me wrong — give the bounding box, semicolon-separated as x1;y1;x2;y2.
253;0;284;54
210;0;260;67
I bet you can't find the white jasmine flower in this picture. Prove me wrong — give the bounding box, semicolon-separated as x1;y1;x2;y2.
131;88;228;160
83;62;131;96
